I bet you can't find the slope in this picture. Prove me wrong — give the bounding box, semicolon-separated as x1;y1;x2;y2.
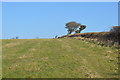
2;38;118;78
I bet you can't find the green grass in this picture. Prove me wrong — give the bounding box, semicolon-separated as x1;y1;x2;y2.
2;38;118;78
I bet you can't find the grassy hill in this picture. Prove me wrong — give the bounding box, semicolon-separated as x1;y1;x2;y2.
2;38;118;78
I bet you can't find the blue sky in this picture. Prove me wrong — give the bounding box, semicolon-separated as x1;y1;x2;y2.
2;2;118;39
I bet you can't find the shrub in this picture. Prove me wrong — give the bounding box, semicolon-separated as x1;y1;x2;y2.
110;26;120;44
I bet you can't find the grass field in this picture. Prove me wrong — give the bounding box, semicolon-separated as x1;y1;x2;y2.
2;38;118;78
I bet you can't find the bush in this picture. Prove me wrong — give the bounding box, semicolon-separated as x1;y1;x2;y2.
110;26;120;34
110;26;120;44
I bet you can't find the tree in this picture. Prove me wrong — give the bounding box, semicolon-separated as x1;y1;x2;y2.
65;22;81;35
75;25;86;33
79;25;86;33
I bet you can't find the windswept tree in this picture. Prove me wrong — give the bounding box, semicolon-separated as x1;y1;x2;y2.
79;25;86;33
65;22;81;35
75;25;86;33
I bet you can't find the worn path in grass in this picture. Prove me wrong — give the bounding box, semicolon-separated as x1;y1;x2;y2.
2;38;118;78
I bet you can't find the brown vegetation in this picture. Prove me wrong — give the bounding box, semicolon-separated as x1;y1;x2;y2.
59;26;120;48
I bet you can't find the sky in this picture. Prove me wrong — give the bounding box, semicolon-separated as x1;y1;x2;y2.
2;2;118;39
1;0;120;2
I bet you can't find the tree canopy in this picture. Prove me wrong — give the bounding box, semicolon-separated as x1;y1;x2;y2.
65;22;86;34
65;22;81;34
